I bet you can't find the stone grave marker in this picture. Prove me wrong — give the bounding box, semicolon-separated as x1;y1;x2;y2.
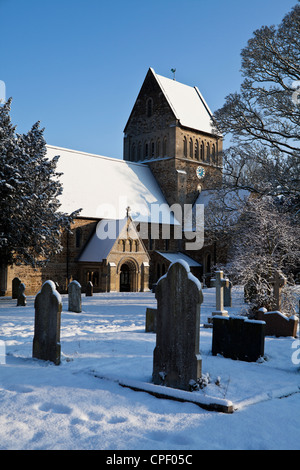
86;281;93;297
17;282;26;306
212;315;265;362
152;260;203;391
224;279;232;307
32;280;62;365
256;307;298;337
145;308;157;332
205;271;229;327
68;280;82;313
12;277;21;299
271;270;287;312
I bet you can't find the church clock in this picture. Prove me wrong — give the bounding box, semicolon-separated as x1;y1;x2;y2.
196;166;205;179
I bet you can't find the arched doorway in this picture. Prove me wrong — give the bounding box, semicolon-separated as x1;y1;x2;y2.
118;259;139;292
120;264;131;292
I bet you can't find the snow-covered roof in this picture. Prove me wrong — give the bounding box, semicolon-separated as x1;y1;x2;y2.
156;251;201;267
47;145;179;224
79;218;134;263
152;68;215;134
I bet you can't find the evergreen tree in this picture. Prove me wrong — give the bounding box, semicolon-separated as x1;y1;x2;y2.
0;98;80;268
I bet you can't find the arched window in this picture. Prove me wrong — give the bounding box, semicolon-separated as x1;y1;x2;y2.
206;143;210;162
151;141;155;158
183;136;187;158
200;141;204;161
135;240;139;252
211;143;216;163
146;98;153;117
156;139;161;157
189;138;193;158
163;136;167;156
144;142;149;159
195;140;199;160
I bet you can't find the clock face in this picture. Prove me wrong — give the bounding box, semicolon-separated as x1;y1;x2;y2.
196;166;205;179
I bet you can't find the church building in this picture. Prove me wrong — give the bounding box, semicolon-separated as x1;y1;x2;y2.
2;68;223;296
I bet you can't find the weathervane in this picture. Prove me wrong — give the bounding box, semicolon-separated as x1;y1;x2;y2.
171;68;176;80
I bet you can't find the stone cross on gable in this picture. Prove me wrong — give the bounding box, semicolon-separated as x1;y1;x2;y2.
271;270;287;311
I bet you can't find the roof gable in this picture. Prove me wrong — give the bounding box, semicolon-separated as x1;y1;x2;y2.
124;67;216;135
78;217;148;263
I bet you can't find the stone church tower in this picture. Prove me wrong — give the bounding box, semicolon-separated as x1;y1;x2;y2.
123;67;222;208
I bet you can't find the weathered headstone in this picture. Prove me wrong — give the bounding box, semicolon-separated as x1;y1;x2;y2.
145;308;157;332
68;280;82;312
271;270;287;312
86;281;93;297
152;260;203;391
12;277;21;299
17;282;26;306
32;280;62;365
224;280;232;307
212;315;265;362
256;307;298;337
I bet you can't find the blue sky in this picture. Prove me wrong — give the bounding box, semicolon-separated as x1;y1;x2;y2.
0;0;297;159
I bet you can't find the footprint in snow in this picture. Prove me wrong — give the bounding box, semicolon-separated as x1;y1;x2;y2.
39;402;72;415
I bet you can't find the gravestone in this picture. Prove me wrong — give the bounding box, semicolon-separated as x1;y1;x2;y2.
12;277;21;299
212;315;265;362
145;308;157;332
205;271;229;327
224;280;232;307
86;281;93;297
68;280;82;313
17;282;26;306
271;270;287;312
152;260;203;391
256;307;298;337
32;280;62;365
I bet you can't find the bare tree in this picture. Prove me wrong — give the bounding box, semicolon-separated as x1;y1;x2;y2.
213;3;300;205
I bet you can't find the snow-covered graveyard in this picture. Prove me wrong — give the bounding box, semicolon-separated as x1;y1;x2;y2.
0;285;299;450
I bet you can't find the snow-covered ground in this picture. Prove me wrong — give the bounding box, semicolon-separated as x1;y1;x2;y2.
0;286;299;450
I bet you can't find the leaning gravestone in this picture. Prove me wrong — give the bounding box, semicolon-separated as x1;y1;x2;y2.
68;280;82;312
86;281;93;297
32;280;62;365
153;260;203;391
12;277;21;299
17;282;26;306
